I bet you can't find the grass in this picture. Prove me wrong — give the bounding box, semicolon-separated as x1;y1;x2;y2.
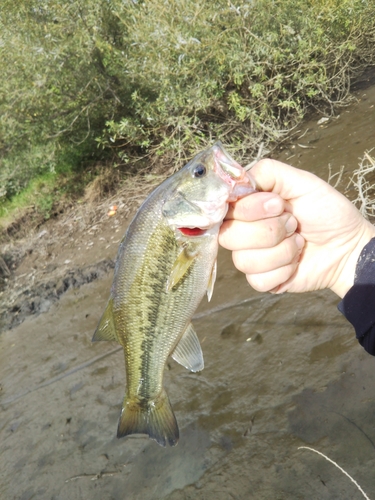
0;174;59;229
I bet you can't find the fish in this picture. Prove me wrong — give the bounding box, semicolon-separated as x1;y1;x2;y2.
93;141;256;447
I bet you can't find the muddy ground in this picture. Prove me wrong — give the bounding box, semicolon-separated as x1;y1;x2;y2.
1;71;375;499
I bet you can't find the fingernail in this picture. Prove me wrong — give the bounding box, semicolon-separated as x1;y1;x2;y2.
285;216;297;236
263;197;283;215
295;233;305;249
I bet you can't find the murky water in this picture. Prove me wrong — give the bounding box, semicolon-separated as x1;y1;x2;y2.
1;81;375;500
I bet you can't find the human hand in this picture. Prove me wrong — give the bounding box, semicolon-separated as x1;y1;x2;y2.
219;158;375;298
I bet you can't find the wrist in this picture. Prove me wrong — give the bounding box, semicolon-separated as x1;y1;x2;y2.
330;222;375;298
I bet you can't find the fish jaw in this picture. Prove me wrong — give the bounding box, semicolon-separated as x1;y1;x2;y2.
176;196;229;234
211;141;257;202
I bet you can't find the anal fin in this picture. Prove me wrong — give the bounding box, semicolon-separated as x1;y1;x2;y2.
172;323;204;372
92;298;118;342
207;259;217;302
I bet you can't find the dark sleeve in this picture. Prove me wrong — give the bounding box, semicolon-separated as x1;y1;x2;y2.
338;237;375;355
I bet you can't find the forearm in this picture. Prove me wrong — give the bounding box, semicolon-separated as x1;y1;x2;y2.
338;237;375;355
329;219;375;298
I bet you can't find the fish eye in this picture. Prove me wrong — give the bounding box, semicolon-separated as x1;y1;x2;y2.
193;164;206;178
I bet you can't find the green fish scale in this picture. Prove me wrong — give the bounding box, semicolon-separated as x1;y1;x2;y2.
112;195;217;405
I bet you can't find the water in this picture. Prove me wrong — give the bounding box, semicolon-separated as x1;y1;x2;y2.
1;80;375;499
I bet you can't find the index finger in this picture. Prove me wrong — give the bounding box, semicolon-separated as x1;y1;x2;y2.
226;191;285;221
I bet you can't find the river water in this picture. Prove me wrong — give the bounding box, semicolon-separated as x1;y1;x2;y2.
1;78;375;499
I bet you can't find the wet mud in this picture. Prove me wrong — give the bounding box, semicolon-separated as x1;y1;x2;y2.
0;259;115;331
1;259;114;331
1;79;375;499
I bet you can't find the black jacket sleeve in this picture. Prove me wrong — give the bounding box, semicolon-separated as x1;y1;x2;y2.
338;237;375;355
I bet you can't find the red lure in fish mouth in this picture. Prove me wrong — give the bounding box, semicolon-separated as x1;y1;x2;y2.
178;227;206;236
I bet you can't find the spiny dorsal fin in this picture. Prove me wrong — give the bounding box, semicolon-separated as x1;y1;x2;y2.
167;247;197;291
92;298;118;342
207;258;217;302
172;323;204;372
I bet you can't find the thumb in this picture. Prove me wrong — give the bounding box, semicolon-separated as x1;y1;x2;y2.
250;158;323;199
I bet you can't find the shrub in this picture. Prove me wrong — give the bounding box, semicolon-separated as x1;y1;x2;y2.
1;0;375;203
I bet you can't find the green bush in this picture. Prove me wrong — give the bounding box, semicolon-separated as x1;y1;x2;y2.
1;0;375;205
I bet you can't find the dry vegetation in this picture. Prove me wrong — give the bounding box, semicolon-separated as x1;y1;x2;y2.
349;150;375;221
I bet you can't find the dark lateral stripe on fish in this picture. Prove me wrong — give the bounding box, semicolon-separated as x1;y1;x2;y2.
136;224;196;399
136;225;178;399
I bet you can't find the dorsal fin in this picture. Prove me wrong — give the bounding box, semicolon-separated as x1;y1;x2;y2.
172;323;204;372
92;298;118;342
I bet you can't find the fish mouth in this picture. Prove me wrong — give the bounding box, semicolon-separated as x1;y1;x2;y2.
211;142;257;200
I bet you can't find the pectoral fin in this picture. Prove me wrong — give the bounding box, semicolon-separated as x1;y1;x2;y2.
92;298;118;342
207;259;217;302
167;247;197;291
172;323;204;372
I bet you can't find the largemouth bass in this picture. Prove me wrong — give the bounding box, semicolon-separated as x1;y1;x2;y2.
93;142;256;447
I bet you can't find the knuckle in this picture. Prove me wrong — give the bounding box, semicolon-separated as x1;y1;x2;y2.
284;238;298;263
256;158;272;170
218;222;233;249
265;218;285;247
232;250;249;273
247;273;272;292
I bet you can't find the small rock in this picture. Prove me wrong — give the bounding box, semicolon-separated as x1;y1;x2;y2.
317;117;329;125
37;229;48;238
39;299;52;313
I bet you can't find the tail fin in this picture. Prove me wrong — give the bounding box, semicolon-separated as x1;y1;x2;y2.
117;389;179;447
